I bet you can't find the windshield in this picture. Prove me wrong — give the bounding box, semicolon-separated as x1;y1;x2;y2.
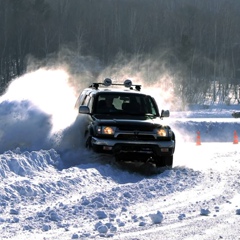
94;93;159;116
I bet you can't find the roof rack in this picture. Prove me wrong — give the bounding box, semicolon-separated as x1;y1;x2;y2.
89;78;141;91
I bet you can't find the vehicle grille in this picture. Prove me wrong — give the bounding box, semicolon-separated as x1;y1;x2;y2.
118;125;153;131
116;134;155;141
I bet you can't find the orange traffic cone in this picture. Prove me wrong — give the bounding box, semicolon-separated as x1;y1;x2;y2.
233;130;238;144
196;131;201;145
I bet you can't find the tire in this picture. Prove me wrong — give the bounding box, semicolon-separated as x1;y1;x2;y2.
172;132;176;154
115;154;122;162
163;156;173;167
85;135;92;149
155;156;173;168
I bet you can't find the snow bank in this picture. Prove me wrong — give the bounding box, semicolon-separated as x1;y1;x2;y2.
0;155;203;239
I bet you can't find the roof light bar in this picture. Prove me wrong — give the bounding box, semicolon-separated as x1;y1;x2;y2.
104;78;112;86
89;78;141;91
124;79;132;88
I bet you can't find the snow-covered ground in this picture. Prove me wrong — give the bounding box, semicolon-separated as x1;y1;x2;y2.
1;69;240;239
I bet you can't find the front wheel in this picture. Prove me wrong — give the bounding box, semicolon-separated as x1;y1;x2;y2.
155;156;173;168
85;135;92;149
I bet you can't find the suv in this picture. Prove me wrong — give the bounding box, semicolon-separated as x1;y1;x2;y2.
75;79;175;167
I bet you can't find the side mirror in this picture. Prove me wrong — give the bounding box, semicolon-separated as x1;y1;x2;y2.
79;105;90;114
160;110;170;118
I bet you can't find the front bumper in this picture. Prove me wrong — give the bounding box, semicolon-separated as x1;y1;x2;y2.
91;137;175;159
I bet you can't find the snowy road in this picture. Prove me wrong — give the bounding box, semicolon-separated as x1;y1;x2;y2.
1;140;240;240
116;142;240;240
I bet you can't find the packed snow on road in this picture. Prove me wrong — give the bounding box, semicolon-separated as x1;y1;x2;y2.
0;70;240;240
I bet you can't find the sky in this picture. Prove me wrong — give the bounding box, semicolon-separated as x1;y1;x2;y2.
0;69;240;239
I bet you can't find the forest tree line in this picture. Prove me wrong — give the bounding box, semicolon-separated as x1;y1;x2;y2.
0;0;240;105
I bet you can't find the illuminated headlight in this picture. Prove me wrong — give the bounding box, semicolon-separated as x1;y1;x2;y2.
156;128;168;137
97;126;116;135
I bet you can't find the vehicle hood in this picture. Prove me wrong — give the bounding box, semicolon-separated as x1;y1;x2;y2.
93;114;169;128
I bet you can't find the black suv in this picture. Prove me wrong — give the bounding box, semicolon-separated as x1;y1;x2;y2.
75;79;175;167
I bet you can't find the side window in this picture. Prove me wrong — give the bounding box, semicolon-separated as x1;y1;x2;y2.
88;97;94;112
75;93;85;108
82;95;90;106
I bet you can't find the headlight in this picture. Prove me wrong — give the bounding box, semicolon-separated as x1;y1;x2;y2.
156;128;168;137
97;126;116;135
